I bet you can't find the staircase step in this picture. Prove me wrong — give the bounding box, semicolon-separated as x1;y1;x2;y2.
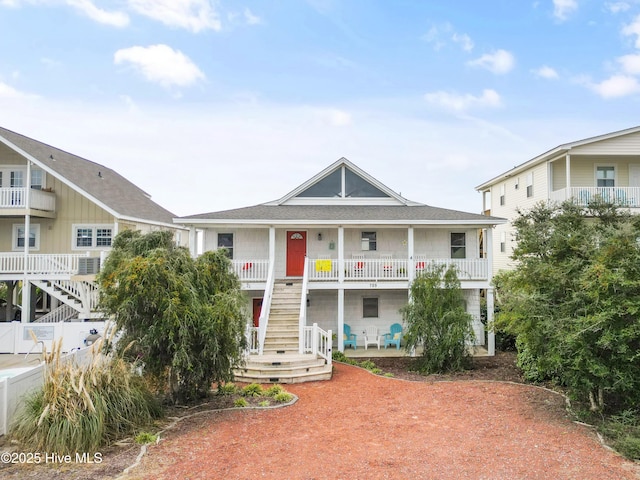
234;354;332;384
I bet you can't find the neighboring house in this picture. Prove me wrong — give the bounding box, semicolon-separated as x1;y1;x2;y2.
476;126;640;273
175;158;505;382
0;126;187;353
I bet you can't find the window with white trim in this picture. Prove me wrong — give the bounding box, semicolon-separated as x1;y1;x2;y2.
13;224;40;250
526;172;534;198
217;233;234;259
499;184;505;206
596;166;615;187
451;232;466;259
500;231;506;253
72;225;113;249
361;232;377;251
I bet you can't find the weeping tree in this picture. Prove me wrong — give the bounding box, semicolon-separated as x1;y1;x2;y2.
98;230;248;404
401;264;475;373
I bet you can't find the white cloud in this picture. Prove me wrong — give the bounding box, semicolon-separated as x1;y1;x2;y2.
243;7;261;25
66;0;129;27
622;14;640;48
605;2;631;14
423;23;474;52
326;108;351;126
452;32;474;52
553;0;578;21
127;0;221;33
587;74;640;98
424;89;502;111
532;65;559;79
618;53;640;75
114;44;205;88
467;49;515;74
0;81;37;99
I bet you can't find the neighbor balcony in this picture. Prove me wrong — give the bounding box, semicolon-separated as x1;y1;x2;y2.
0;252;91;280
0;187;56;214
549;187;640;208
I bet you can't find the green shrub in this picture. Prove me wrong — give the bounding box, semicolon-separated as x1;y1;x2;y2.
258;400;270;407
217;382;239;395
264;385;285;397
273;392;293;403
241;383;263;397
10;337;161;455
135;432;158;445
234;398;249;407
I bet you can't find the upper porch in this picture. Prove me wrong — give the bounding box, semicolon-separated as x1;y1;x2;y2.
0;187;56;217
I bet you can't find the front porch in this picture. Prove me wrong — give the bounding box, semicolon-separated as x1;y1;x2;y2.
341;344;490;358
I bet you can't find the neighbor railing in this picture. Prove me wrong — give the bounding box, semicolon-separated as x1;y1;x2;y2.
549;187;640;207
0;187;56;211
246;325;259;354
298;257;310;354
302;323;332;366
0;253;90;276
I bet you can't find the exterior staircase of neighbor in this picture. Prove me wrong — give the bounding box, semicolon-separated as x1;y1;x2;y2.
235;279;332;384
30;279;99;319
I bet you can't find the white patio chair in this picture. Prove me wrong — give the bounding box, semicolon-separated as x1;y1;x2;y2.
364;325;381;350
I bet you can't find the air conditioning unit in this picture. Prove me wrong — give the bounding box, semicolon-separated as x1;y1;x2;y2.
78;257;101;275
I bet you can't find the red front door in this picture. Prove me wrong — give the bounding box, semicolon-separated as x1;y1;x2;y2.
286;231;307;276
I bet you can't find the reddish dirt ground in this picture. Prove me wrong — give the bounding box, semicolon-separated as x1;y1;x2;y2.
123;362;639;480
2;354;639;479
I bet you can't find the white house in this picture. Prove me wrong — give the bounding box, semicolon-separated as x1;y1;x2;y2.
476;125;640;273
176;158;505;382
0;126;187;353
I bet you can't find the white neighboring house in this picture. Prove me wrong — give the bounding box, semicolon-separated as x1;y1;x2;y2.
476;126;640;273
0;126;188;353
175;158;505;382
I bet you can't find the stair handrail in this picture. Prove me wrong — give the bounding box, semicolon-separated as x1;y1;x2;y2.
298;256;310;354
302;323;332;366
257;256;276;355
34;304;77;323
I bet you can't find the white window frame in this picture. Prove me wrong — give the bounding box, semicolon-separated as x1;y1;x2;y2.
72;224;114;250
499;184;505;206
450;232;466;259
361;231;377;251
595;165;615;188
500;231;506;253
526;172;534;198
0;167;46;189
12;224;40;251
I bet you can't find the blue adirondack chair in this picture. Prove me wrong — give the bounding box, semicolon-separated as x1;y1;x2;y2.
384;323;403;350
344;324;357;350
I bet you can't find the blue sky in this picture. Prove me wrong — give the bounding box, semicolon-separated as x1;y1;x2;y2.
1;0;640;217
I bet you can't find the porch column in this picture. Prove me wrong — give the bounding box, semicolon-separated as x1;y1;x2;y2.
22;161;32;324
337;226;344;283
269;226;276;264
565;154;571;195
337;288;344;352
188;227;197;256
407;226;415;285
486;227;494;281
487;288;495;356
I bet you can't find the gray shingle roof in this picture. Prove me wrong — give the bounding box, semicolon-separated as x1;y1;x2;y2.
177;204;504;225
0;126;175;224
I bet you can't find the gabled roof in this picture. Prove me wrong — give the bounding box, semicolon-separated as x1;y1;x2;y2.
269;158;418;206
177;158;505;226
0;126;177;226
476;125;640;191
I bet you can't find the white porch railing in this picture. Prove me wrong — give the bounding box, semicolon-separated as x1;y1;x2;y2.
257;259;276;355
0;252;90;276
549;187;640;207
0;187;56;211
308;257;488;281
231;259;269;282
35;304;77;323
302;323;332;366
246;325;259;354
298;257;310;354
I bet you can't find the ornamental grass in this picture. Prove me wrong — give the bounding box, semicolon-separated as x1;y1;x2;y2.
10;333;161;455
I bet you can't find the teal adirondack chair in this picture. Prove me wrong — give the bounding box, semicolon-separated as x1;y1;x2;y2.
344;324;357;350
384;323;403;350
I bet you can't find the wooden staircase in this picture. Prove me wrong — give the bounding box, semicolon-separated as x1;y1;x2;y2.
235;280;332;384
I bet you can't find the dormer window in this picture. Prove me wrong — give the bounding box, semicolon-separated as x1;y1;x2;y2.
297;165;386;198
